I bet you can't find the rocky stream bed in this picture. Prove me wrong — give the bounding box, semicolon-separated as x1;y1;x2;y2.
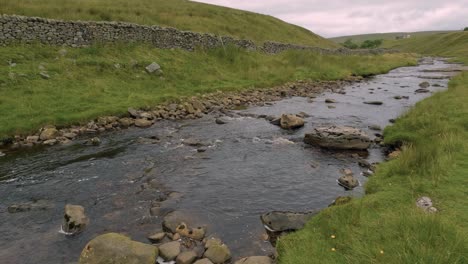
0;58;461;263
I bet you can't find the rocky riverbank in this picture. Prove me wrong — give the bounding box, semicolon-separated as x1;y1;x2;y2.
0;78;361;153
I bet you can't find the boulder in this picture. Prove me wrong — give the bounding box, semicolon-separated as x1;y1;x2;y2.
128;108;139;118
304;126;371;150
145;62;161;74
63;204;89;235
90;137;101;146
337;175;359;189
419;81;430;88
40;127;59;140
415;88;430;93
162;211;186;233
159;241;181;261
135;119;153;128
204;237;223;249
280;114;305;129
215;118;228;125
260;211;317;232
204;243;231;264
79;233;158;264
147;232;165;243
176;223;206;240
176;251;198;264
416;197;438;213
234;256;273;264
26;136;40;144
194;259;214;264
325;99;336;103
119;117;134;127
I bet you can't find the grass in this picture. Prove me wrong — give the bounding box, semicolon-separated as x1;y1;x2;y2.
0;44;415;139
0;0;337;48
278;32;468;264
330;31;458;45
384;32;468;64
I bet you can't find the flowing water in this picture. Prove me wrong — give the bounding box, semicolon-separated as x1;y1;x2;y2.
0;58;460;264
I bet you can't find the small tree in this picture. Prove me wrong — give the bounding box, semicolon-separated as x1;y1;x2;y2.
464;27;468;31
360;39;383;49
342;39;358;49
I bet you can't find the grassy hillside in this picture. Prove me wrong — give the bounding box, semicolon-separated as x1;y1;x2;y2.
278;32;468;263
384;31;468;64
0;44;413;138
331;31;457;44
0;0;337;48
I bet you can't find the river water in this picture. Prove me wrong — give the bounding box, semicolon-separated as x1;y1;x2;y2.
0;58;459;264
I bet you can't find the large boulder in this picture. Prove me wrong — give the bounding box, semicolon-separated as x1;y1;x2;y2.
135;119;153;128
260;211;317;232
280;114;305;129
234;256;273;264
159;241;181;261
79;233;158;264
204;243;231;264
337;175;359;189
304;126;371;150
176;251;198;264
63;204;89;235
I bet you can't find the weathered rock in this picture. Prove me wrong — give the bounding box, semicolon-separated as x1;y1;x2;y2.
416;197;437;213
43;139;58;146
147;232;165;243
145;62;161;74
128;108;139;118
176;251;198;264
419;81;430;88
261;211;317;232
26;135;40;144
40;127;59;140
204;237;223;249
194;259;214;264
280;114;305;129
415;88;430;93
204;243;231;264
159;241;181;261
163;211;186;233
234;256;273;264
63;132;77;139
215;118;228;125
270;118;281;126
304;126;371;150
337;175;359;189
363;101;383;105
135;119;153;128
176;223;206;240
325;98;336;103
90;137;101;146
118;117;134;127
79;233;158;264
63;204;89;235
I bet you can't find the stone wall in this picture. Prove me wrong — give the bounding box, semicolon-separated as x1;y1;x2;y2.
0;15;394;55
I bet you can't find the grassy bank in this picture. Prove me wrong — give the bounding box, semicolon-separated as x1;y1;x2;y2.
278;35;468;263
0;44;415;139
0;0;336;48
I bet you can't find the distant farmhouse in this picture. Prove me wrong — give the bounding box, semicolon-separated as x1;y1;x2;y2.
396;34;411;40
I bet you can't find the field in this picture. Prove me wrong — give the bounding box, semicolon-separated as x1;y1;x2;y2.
278;31;468;264
330;31;457;44
0;0;337;48
0;44;414;139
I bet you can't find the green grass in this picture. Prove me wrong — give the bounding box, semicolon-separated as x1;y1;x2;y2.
0;44;414;139
278;33;468;264
330;31;458;45
0;0;337;48
383;32;468;64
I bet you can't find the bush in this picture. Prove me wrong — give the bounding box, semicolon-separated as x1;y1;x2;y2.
342;39;359;49
464;27;468;31
360;39;383;49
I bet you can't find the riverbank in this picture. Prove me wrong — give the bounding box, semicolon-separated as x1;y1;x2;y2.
277;62;468;262
0;43;414;142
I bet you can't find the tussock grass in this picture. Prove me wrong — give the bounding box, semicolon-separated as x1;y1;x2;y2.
278;39;468;263
0;0;336;48
0;44;414;138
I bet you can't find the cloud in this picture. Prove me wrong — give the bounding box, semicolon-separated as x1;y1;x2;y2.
193;0;468;37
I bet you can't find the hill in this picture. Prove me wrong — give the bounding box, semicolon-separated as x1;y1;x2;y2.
330;31;457;44
0;0;337;48
383;31;468;63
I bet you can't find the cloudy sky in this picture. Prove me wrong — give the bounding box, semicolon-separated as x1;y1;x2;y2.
194;0;468;37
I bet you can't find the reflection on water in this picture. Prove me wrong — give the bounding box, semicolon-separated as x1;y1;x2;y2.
0;58;458;263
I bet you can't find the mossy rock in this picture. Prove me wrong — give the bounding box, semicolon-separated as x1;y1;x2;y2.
79;233;158;264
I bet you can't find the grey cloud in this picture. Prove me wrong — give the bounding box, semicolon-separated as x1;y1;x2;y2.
194;0;468;37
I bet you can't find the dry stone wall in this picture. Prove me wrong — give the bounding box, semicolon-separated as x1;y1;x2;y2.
0;15;394;55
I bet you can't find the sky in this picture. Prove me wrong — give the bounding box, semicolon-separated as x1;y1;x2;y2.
193;0;468;38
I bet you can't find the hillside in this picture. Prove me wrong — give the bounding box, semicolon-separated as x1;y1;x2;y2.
383;31;468;63
330;31;457;44
0;0;337;48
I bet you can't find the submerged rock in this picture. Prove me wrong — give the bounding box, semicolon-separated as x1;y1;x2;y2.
419;81;430;88
261;211;317;232
7;200;54;213
234;256;273;264
63;204;89;235
280;114;305;129
363;101;383;105
415;88;430;93
337;174;359;190
79;233;158;264
325;98;336;103
304;126;371;150
147;232;166;243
